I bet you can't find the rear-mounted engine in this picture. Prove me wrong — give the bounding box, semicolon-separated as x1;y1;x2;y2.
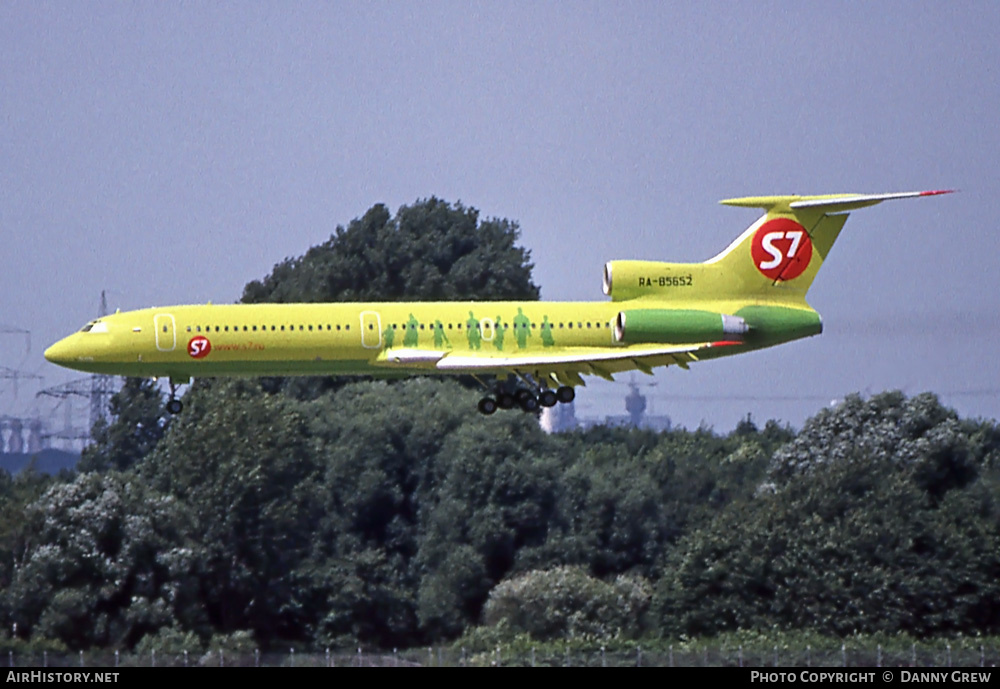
614;309;748;344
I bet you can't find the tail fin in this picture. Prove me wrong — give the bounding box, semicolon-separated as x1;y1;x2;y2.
705;190;953;299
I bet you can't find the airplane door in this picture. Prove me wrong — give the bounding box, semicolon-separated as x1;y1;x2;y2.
360;311;382;349
479;317;495;343
154;314;177;352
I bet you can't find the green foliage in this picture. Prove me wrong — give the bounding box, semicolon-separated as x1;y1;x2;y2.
80;378;168;472
242;198;539;304
656;392;1000;639
768;392;983;502
482;566;651;641
134;626;203;656
0;467;57;589
140;379;321;641
539;422;778;579
9;340;1000;653
3;472;192;649
415;413;559;638
303;379;479;646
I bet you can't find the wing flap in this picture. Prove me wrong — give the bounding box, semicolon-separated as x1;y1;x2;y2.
375;348;447;365
435;344;701;372
433;342;731;386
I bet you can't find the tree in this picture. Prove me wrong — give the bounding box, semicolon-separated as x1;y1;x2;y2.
79;378;167;472
655;392;1000;638
0;468;57;593
482;566;651;641
242;198;539;304
414;415;559;638
138;379;322;643
4;472;193;649
767;392;982;500
305;378;501;645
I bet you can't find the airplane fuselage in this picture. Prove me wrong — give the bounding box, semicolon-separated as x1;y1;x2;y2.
44;298;794;380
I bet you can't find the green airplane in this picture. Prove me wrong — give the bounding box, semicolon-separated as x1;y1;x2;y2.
45;191;951;415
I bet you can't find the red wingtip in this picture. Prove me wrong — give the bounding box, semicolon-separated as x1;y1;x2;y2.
920;189;957;196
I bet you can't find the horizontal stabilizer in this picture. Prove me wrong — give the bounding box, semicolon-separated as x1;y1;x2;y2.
720;190;954;212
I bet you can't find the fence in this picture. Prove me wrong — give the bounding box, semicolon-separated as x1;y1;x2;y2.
3;642;998;667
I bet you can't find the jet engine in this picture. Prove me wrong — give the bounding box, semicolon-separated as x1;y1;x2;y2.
614;309;748;344
603;260;701;301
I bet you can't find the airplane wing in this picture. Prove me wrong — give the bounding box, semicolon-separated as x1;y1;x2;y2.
374;341;742;387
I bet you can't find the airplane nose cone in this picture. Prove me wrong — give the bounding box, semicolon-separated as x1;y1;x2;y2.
44;338;77;366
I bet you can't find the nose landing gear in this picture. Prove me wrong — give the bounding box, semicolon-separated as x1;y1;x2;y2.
165;377;190;415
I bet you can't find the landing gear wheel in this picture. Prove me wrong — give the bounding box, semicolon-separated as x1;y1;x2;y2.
514;389;534;404
166;399;183;415
556;386;575;404
478;397;498;415
539;389;558;407
519;395;540;413
497;393;516;410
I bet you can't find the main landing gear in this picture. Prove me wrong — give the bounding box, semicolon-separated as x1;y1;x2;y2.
477;383;575;415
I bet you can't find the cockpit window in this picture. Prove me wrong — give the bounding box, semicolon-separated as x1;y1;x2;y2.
81;322;95;332
81;321;109;334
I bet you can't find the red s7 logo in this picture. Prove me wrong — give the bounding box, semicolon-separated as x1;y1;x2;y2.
188;336;211;359
751;218;812;281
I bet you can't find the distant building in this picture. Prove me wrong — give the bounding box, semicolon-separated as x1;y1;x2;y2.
542;383;672;432
541;398;580;433
0;416;47;454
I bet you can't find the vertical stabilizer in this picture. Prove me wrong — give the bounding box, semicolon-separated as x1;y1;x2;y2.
703;190;952;299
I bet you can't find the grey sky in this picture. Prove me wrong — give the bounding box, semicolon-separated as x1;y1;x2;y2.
2;1;998;432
